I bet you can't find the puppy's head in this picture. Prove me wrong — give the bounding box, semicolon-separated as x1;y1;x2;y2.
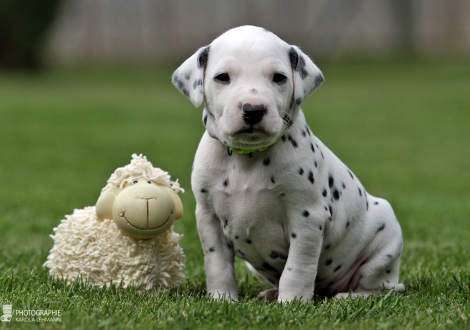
172;25;324;150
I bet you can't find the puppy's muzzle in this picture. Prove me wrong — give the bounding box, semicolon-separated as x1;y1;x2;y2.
242;104;267;126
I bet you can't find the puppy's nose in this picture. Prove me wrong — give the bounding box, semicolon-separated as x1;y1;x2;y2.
242;104;267;125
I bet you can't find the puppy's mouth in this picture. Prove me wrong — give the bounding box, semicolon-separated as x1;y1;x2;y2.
237;126;267;135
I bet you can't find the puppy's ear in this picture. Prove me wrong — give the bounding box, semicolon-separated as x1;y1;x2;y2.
289;46;324;106
172;46;210;107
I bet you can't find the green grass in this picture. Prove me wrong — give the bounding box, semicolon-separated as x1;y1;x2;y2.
1;61;469;329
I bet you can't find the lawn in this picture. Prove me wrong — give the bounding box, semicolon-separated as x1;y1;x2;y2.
0;61;469;329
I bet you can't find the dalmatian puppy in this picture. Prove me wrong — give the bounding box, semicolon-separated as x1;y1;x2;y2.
172;25;405;302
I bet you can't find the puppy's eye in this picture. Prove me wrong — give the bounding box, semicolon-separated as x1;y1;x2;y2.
214;73;230;84
273;73;287;84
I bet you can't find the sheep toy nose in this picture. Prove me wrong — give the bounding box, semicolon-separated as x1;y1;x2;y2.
242;103;267;125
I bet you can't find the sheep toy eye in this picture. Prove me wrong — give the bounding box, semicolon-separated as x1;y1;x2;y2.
147;180;152;184
133;180;138;184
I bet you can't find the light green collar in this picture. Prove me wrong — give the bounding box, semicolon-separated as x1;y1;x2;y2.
220;135;283;155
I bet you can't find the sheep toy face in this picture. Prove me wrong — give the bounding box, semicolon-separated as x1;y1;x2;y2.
96;177;183;239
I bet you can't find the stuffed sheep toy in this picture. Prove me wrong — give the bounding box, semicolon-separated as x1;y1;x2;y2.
44;154;186;291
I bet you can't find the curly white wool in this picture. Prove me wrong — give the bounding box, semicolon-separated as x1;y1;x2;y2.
43;206;185;290
106;153;184;193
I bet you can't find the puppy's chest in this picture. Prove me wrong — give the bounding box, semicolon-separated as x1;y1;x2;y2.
212;160;287;235
206;155;293;263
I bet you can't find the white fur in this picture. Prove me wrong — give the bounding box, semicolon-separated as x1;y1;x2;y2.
173;26;404;302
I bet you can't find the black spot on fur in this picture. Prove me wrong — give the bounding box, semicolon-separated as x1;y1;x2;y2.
377;224;386;233
305;126;311;136
313;74;324;88
288;47;299;70
302;210;310;217
209;247;215;252
310;143;315;152
250;88;258;94
297;56;309;79
322;189;327;197
287;267;293;271
333;264;342;272
193;79;203;89
235;235;239;240
224;219;228;228
291;232;297;239
374;201;379;205
325;243;331;250
358;188;362;197
314;161;318;168
328;175;334;188
201;188;208;193
342;182;346;189
197;46;210;69
301;130;307;137
325;258;332;266
263;158;271;166
348;170;354;179
246;239;252;244
319;225;323;231
329;205;333;217
296;97;302;105
203;115;208;126
281;135;286;142
366;201;369;211
270;176;276;184
308;171;314;184
299;167;304;175
223;178;229;187
263;262;276;271
287;135;298;148
227;242;233;249
386;269;391;274
283;114;293;128
332;189;340;201
289;48;309;79
346;221;350;228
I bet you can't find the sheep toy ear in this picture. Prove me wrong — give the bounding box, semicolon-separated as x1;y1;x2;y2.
160;186;184;220
96;185;117;220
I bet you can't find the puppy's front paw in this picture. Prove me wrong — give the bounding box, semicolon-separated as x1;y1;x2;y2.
394;283;405;292
209;291;238;301
258;289;279;301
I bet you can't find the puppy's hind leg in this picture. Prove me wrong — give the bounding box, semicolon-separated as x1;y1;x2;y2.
335;245;405;299
246;262;279;301
336;199;405;299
